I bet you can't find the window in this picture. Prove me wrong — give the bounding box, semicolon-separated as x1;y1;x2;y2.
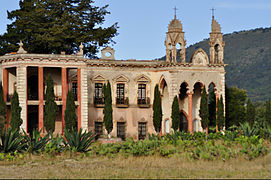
138;122;147;140
117;122;126;140
94;83;104;105
138;84;146;104
95;122;103;139
72;82;77;100
117;83;125;104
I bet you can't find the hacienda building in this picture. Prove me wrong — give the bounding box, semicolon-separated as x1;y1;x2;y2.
0;15;226;140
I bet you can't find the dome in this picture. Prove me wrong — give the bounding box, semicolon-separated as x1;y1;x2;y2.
168;18;182;31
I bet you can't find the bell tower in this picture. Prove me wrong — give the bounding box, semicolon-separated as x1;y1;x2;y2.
209;10;225;64
165;8;186;63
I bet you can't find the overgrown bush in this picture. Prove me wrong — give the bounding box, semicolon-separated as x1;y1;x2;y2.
64;128;95;152
23;129;49;154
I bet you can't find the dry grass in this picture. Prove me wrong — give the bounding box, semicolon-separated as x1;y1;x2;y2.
1;152;271;179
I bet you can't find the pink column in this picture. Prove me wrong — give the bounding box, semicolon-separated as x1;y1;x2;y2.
61;68;67;134
188;92;193;134
38;67;44;132
77;68;81;130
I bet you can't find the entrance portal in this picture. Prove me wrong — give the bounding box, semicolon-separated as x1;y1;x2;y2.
179;112;188;132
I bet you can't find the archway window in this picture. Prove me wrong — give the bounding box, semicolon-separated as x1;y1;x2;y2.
179;82;188;100
116;83;125;104
138;84;146;104
214;44;219;63
180;112;188;132
138;122;147;140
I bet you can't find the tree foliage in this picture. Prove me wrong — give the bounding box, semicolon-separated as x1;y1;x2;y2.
153;84;162;133
208;88;216;127
199;86;209;130
216;95;225;130
103;81;113;136
65;90;77;132
44;74;58;133
225;86;247;128
0;84;7;135
265;99;271;126
246;98;255;127
171;95;180;131
0;0;118;58
10;91;22;131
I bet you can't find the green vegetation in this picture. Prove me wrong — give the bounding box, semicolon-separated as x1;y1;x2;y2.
10;92;22;131
0;84;6;135
44;75;58;134
0;0;118;58
171;95;180;131
103;81;113;137
64;128;95;153
23;129;49;154
216;96;225;131
0;128;25;153
246;98;256;127
200;86;209;131
64;91;77;132
153;84;162;134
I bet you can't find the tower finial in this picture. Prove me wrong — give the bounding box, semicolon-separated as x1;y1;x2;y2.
210;7;216;19
174;6;178;19
17;40;27;54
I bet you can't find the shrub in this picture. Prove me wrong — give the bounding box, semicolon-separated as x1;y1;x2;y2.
64;128;95;152
0;128;26;153
23;129;49;154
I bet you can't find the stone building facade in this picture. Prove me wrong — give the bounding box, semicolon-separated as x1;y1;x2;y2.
0;16;225;140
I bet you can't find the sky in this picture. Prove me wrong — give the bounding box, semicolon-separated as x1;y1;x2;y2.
0;0;271;60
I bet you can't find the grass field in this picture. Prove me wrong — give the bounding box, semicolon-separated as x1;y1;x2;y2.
1;153;271;179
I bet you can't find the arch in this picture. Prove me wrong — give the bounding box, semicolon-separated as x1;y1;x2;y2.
179;81;189;100
180;110;188;132
190;48;209;65
134;74;151;83
113;74;130;83
214;44;220;63
159;75;167;89
208;82;217;94
193;81;204;91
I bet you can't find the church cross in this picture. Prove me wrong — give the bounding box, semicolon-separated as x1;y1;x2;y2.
174;6;178;19
210;7;216;19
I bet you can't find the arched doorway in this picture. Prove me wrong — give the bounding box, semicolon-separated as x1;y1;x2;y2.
179;111;188;132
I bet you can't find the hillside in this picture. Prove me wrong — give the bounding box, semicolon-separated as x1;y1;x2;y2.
160;27;271;102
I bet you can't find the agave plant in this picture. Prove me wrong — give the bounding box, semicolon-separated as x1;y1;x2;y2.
0;128;26;153
23;129;49;154
239;122;259;137
64;128;95;152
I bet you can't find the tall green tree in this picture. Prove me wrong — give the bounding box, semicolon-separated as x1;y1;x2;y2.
199;86;209;131
246;98;255;127
0;0;118;58
216;96;225;130
208;88;216;127
153;84;162;134
65;90;77;132
10;91;22;131
265;99;271;126
225;86;247;128
44;74;58;133
103;81;113;137
171;95;180;131
0;84;7;135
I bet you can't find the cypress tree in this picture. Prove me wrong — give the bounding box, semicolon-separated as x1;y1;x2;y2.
44;74;58;133
103;81;113;137
65;90;77;132
246;98;255;127
216;96;225;130
199;86;209;131
153;84;162;134
265;99;271;126
0;84;6;135
171;95;180;131
208;89;216;127
10;91;22;131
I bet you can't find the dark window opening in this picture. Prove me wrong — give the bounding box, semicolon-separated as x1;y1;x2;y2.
117;83;125;104
94;83;104;104
138;84;146;104
179;112;188;132
95;122;103;140
117;122;126;140
138;122;147;140
72;82;77;100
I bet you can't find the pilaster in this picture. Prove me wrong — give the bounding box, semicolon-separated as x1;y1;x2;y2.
80;68;88;131
38;67;44;132
77;68;81;130
61;68;67;134
188;91;193;133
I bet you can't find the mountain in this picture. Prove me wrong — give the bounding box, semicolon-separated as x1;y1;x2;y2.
160;27;271;102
